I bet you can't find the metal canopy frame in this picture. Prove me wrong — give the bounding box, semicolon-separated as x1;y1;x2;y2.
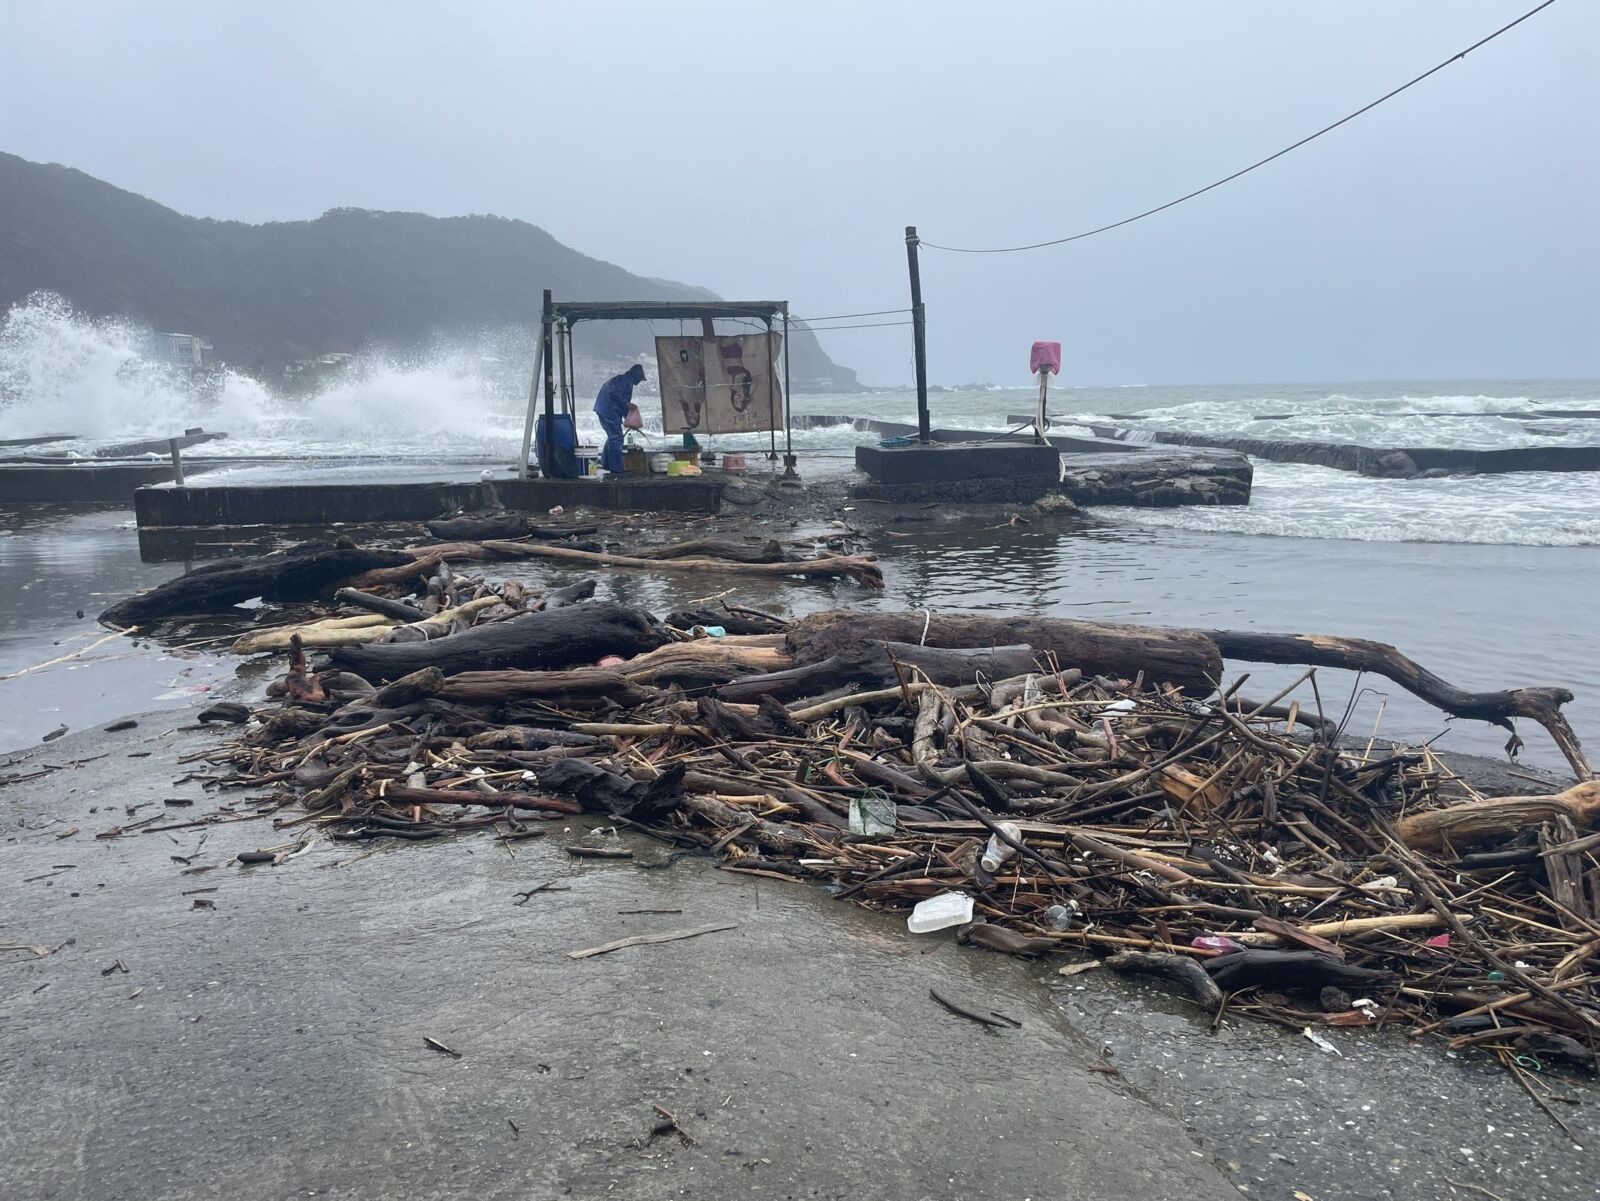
518;290;795;479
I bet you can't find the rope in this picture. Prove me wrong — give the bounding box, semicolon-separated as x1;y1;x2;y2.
921;0;1558;255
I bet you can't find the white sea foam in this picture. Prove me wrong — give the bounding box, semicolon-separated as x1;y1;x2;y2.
1096;462;1600;547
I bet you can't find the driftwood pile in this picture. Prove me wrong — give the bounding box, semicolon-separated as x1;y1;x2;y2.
186;565;1600;1076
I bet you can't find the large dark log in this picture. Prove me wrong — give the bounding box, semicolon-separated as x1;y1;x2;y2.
1208;629;1592;779
713;641;1039;703
629;538;787;564
100;541;412;627
541;578;596;609
879;641;1040;688
1395;783;1600;852
333;587;428;624
787;611;1590;778
716;656;847;703
328;602;666;681
477;540;884;587
540;759;686;822
423;514;601;541
440;667;654;708
667;607;789;636
426;513;531;540
788;611;1222;694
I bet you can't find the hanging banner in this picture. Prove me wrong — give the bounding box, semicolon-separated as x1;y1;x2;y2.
655;334;783;435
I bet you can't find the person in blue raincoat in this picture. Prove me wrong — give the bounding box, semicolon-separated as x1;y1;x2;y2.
593;363;646;473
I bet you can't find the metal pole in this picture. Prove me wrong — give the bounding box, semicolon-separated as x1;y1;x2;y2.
541;290;559;475
557;317;571;421
566;320;578;417
905;226;931;442
782;311;795;476
1036;368;1050;444
519;339;544;479
168;437;185;487
765;316;777;462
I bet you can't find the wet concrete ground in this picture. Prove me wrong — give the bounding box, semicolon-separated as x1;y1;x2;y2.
3;715;1593;1201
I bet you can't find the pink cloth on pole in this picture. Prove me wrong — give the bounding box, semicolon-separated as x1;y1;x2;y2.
1030;341;1062;375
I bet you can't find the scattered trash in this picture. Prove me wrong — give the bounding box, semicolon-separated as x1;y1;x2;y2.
1302;1027;1343;1056
636;1103;696;1148
978;821;1022;873
848;793;897;835
1;941;67;959
137;554;1597;1071
1058;960;1101;977
906;892;974;934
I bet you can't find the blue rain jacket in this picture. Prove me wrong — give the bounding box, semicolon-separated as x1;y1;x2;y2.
594;365;645;427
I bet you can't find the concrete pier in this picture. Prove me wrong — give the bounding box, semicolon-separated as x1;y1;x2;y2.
854;440;1063;503
1083;424;1600;477
131;474;727;532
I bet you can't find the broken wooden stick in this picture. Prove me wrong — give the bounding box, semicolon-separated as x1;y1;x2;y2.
567;922;738;960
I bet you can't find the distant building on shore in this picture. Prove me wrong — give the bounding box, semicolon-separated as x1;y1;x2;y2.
147;331;213;368
281;351;357;391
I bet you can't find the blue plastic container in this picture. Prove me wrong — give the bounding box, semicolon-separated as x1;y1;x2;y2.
535;413;578;479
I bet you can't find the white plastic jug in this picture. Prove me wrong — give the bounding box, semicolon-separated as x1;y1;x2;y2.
906;891;974;934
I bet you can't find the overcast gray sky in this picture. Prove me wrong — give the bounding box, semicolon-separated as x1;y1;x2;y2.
1;1;1594;387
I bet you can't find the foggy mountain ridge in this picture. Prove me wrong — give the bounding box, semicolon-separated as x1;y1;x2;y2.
0;151;860;388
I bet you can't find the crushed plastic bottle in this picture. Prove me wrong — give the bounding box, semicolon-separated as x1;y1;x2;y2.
1044;904;1074;932
906;891;974;933
1191;935;1245;953
979;821;1022;874
1022;674;1042;708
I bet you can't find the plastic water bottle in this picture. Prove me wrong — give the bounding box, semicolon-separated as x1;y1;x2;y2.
1044;904;1074;932
979;822;1022;874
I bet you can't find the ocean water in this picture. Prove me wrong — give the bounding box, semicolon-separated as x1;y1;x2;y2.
1;297;1595;767
5;297;1593;545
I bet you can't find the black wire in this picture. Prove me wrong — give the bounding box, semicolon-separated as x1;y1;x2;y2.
921;0;1558;254
790;307;912;322
791;319;916;331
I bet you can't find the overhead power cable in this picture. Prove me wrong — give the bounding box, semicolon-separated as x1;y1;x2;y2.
790;307;913;323
793;319;916;332
920;0;1557;254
